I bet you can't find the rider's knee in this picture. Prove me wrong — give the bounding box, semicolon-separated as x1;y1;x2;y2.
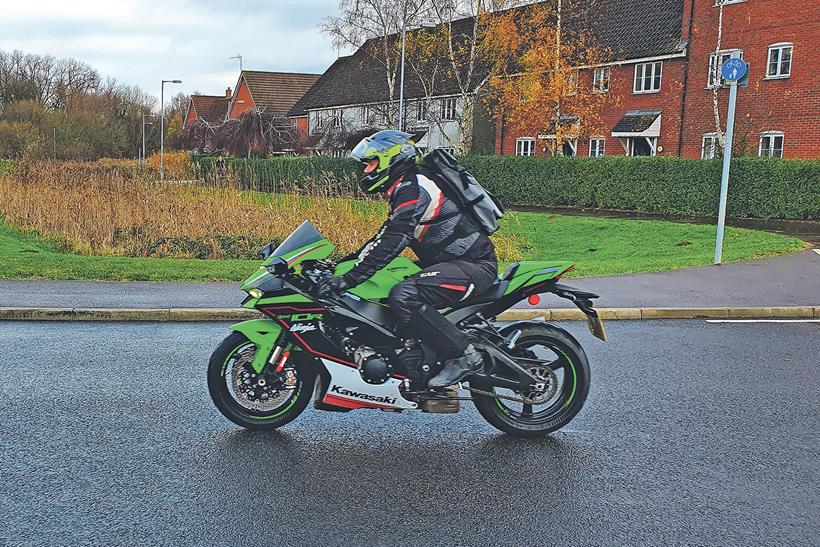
389;281;421;322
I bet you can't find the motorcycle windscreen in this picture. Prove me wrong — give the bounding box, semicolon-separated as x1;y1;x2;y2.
265;220;335;265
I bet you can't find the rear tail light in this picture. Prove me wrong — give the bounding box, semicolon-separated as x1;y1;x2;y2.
528;294;541;306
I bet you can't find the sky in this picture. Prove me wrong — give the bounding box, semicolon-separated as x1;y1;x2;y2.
0;0;344;101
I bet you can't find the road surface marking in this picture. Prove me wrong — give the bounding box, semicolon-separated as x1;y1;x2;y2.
813;248;820;255
707;319;820;323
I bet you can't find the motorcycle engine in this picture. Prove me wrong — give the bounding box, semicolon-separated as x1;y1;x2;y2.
354;346;391;385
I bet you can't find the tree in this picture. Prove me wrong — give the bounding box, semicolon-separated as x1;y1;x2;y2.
320;0;432;127
485;0;616;154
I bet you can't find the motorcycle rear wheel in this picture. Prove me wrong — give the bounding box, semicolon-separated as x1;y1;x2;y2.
208;332;316;430
471;323;590;437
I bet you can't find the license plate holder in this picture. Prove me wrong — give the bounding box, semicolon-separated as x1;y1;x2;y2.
586;314;607;341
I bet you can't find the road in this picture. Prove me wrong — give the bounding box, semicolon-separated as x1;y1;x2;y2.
1;249;818;310
0;320;817;546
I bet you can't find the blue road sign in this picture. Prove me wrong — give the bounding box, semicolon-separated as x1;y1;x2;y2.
721;58;747;82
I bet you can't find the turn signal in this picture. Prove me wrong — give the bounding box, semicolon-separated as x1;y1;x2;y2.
528;294;541;306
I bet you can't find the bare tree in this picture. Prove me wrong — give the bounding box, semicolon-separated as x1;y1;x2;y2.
710;0;726;152
320;0;432;127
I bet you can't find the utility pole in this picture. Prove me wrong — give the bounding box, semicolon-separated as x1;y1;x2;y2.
53;128;56;160
160;79;182;181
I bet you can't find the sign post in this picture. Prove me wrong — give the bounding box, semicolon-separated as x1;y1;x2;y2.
714;53;747;264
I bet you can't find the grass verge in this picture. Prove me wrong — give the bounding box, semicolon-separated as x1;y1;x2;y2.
0;213;806;282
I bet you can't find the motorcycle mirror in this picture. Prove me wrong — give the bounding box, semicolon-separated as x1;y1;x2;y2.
259;242;277;259
265;258;289;275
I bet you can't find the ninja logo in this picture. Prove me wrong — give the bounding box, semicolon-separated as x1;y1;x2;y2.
290;323;317;333
330;385;397;405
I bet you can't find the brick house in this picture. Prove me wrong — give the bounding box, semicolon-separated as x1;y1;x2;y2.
679;0;820;159
227;70;321;120
183;88;232;129
497;0;820;159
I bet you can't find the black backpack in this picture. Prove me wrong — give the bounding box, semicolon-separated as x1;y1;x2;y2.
419;149;505;236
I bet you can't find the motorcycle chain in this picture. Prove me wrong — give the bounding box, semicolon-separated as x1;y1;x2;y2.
465;366;559;405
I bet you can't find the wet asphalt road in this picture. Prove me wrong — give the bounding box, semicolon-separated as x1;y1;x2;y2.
1;320;818;546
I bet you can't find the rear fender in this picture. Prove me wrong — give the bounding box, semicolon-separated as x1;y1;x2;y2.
504;261;575;294
229;319;285;374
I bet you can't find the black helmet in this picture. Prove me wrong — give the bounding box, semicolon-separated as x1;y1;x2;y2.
349;130;419;193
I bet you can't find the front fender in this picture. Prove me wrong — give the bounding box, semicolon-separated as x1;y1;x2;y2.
229;319;285;374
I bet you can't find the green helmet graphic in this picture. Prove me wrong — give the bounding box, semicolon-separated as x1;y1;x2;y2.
349;130;419;193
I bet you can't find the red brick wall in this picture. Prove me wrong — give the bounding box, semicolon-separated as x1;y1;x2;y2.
681;0;820;159
496;58;688;157
496;0;820;159
228;78;255;119
183;102;197;129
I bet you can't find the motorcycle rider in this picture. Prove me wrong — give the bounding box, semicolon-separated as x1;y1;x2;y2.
316;130;498;388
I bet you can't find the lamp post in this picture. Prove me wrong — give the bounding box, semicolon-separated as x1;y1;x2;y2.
230;54;243;72
141;113;154;167
160;79;182;180
398;21;407;132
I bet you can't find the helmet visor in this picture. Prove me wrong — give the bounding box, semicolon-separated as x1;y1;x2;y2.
349;137;375;163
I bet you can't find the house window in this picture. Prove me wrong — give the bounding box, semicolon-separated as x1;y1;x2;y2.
702;133;719;159
361;106;370;124
438;147;455;155
593;66;610;93
708;50;743;87
331;110;342;128
566;70;579;95
562;139;578;156
589;137;605;157
627;137;657;157
440;98;457;120
759;131;784;158
516;138;535;157
416;100;427;122
766;43;793;79
315;112;324;131
634;61;662;93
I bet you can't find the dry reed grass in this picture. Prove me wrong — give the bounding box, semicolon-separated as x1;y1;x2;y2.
0;159;522;262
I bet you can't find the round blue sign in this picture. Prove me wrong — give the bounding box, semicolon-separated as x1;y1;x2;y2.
721;58;747;82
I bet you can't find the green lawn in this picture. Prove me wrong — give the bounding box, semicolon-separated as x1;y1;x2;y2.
0;213;806;282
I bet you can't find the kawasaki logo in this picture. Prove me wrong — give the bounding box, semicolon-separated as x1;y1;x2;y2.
330;384;396;405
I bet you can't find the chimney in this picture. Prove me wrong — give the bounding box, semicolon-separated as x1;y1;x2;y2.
226;87;232;99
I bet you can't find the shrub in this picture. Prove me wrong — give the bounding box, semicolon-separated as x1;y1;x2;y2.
191;155;820;220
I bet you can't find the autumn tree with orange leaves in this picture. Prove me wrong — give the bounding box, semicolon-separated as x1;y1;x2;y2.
486;0;618;155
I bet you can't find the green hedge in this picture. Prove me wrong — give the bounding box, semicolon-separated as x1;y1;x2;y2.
191;155;820;220
0;160;15;175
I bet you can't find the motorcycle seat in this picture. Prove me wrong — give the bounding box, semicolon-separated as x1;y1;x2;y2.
456;279;509;307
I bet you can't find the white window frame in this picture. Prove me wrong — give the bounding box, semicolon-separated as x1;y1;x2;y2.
416;99;427;122
331;109;342;129
566;70;579;95
360;106;370;125
314;111;324;131
701;133;719;159
633;61;663;94
593;66;610;93
758;131;784;158
714;0;747;5
516;137;535;157
562;138;578;156
439;97;457;121
766;43;793;79
708;49;743;88
589;137;605;157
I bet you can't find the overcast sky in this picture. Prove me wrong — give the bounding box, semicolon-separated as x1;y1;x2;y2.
0;0;344;101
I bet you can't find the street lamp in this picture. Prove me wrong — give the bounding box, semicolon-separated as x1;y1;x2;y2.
230;54;243;72
160;79;182;181
141;113;154;167
398;22;407;132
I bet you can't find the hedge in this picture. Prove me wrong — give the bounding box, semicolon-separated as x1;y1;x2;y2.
191;155;820;220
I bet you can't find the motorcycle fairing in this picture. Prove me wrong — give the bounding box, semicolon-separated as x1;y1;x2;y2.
335;256;421;301
229;319;285;374
320;359;417;410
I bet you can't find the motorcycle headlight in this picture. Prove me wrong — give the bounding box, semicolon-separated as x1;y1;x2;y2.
248;288;263;299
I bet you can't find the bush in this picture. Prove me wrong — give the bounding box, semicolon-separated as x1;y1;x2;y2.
191;155;819;220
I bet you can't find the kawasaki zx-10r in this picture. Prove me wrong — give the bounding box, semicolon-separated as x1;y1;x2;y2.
207;220;606;437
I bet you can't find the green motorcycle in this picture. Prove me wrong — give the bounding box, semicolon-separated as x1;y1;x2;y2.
208;220;606;436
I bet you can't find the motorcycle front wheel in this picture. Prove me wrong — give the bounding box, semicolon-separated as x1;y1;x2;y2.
207;332;316;430
471;323;591;437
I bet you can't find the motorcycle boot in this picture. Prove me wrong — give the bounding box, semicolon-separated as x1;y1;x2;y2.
428;344;483;388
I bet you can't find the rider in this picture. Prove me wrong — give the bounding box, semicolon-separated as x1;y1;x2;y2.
316;131;498;388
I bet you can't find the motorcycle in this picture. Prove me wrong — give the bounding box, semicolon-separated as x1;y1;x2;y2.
207;220;606;436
